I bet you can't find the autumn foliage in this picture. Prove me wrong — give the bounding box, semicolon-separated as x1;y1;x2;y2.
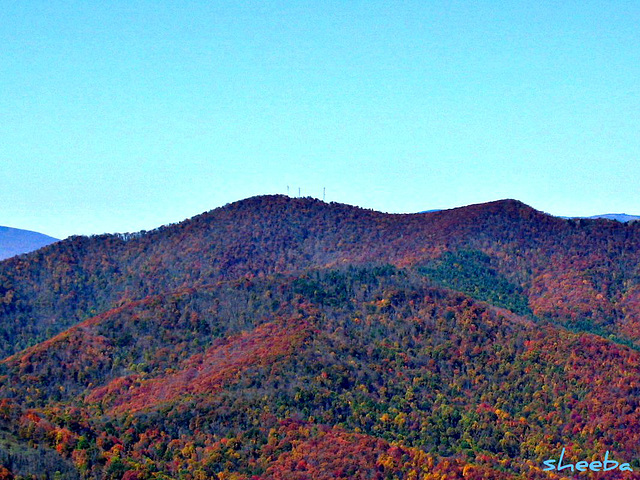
1;195;640;479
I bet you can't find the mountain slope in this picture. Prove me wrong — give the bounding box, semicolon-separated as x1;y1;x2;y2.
1;267;640;478
0;226;58;261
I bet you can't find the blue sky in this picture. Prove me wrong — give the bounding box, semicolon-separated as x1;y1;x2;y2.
1;1;639;238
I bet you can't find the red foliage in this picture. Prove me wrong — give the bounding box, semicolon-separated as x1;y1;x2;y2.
90;320;310;413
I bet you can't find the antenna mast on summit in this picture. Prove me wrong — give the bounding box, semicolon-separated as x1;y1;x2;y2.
298;187;301;198
287;185;289;196
323;187;325;202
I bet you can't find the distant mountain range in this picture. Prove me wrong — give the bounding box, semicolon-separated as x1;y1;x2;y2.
0;226;58;261
586;213;640;222
2;196;640;478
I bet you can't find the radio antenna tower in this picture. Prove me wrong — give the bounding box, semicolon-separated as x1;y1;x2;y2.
298;187;301;198
287;185;289;196
323;187;326;202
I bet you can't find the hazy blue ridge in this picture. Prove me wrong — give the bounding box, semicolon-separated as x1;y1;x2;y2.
586;214;640;223
557;213;640;223
0;226;59;261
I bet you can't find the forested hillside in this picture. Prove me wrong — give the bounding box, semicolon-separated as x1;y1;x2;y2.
1;195;640;479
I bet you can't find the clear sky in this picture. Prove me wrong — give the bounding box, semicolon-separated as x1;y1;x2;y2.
1;1;639;239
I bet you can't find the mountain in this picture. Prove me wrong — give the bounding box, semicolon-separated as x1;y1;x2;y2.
587;213;640;223
559;213;640;223
1;195;640;479
0;226;58;261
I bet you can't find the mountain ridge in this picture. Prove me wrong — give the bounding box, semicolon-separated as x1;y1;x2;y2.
587;213;640;222
0;225;58;261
